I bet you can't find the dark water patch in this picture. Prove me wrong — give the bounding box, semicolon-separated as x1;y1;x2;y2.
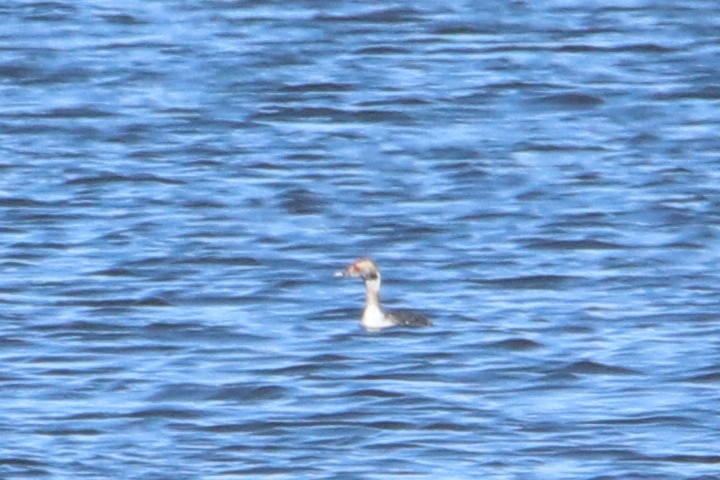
279;187;326;215
356;109;413;123
304;410;375;425
56;287;133;298
127;407;204;420
543;215;616;230
81;344;182;355
0;197;52;208
485;80;562;91
0;226;24;236
89;267;137;277
618;41;678;53
253;362;341;377
0;65;91;87
355;45;412;55
559;360;641;376
0;336;32;348
622;312;719;326
566;447;649;462
2;251;50;262
176;292;266;307
31;320;130;335
97;39;175;53
345;388;405;399
182;255;261;266
358;96;432;107
123;256;176;269
65;172;186;186
98;13;148;26
315;7;424;24
181;155;225;169
249;107;350;122
283;152;330;162
453;209;520;222
557;44;611;53
281;82;356;93
515;188;549;201
365;440;425;451
363;420;417;431
0;457;50;477
203;420;295;434
210;384;289;402
312;308;362;322
533;93;605;109
64;412;125;421
517;420;568;434
559;43;675;53
307;353;354;363
522;238;626;250
2;211;80;225
629;132;663;145
142;322;253;344
431;23;493;35
35;106;116;119
22;1;78;21
84;306;144;319
653;86;720;101
662;240;705;250
425;147;484;161
475;275;583;290
571;171;605;183
490;337;543;351
27;354;99;365
521;445;649;462
366;222;447;238
424;421;474;432
682;371;720;383
147;383;219;402
53;295;172;308
42;366;125;377
582;415;696;427
170;143;236;160
34;427;102;436
181;198;228;209
0;62;41;80
250;106;411;124
10;241;73;251
655;454;720;464
516;142;607;152
244;160;292;172
220;466;321;476
354;372;439;385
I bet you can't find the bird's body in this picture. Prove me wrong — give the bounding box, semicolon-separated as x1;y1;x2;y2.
334;258;432;331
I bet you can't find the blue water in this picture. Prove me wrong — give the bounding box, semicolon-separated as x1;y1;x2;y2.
2;1;720;479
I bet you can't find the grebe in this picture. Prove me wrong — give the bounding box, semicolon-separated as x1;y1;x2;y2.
334;258;432;331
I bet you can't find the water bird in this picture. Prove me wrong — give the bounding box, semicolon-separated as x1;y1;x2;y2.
334;258;432;331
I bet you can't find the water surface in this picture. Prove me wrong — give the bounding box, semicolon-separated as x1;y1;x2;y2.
1;1;720;479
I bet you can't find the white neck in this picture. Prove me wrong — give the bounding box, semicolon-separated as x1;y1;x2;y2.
361;276;394;330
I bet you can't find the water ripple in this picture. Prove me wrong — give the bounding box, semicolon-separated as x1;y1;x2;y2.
1;1;719;479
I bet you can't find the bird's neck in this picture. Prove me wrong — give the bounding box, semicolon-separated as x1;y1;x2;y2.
364;277;381;308
362;277;389;330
